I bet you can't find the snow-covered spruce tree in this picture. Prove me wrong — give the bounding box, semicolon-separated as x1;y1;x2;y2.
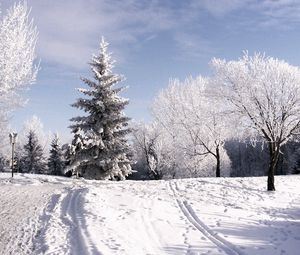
21;130;46;174
69;37;132;180
48;134;64;176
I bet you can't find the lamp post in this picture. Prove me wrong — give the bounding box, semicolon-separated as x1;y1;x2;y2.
9;133;17;178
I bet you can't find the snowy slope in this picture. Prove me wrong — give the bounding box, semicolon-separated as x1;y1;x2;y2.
0;173;299;255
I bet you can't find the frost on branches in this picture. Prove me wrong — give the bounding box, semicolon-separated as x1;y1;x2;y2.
0;1;38;146
132;122;169;180
69;37;132;180
152;77;231;178
211;52;300;190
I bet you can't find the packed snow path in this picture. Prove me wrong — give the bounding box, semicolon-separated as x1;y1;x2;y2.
0;174;300;255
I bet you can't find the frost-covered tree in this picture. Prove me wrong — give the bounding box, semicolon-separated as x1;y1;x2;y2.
20;115;51;153
212;53;300;190
0;2;38;145
152;76;231;178
48;134;64;176
21;130;46;174
69;37;132;180
132;122;167;179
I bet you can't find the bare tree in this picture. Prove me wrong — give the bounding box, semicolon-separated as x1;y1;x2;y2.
211;52;300;191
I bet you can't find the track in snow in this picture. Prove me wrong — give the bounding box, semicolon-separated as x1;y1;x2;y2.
169;181;242;255
61;187;101;255
37;186;101;255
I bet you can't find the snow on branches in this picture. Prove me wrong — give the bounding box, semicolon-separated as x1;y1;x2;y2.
211;52;300;190
0;1;38;147
152;76;231;178
0;1;38;107
69;37;132;180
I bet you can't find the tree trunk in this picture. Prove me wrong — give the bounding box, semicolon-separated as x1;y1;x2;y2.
267;142;280;191
216;145;221;177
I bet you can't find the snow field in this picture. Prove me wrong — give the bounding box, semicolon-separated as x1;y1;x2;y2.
0;173;299;255
84;181;226;255
173;177;300;255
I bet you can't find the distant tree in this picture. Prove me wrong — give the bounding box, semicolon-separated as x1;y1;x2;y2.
21;130;46;174
68;37;132;180
225;139;269;177
48;134;64;176
132;122;165;180
20;115;50;151
152;76;231;178
292;147;300;174
61;143;75;177
0;154;8;172
0;2;38;146
212;52;300;190
277;141;300;175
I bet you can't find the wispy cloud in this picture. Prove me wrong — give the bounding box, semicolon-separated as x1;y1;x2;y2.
191;0;300;30
25;0;181;69
254;0;300;28
3;0;300;71
173;32;216;60
190;0;249;17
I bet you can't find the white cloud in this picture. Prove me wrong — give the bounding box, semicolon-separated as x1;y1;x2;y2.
3;0;300;71
245;0;300;29
24;0;180;69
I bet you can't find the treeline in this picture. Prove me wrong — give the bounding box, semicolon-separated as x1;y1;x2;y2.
226;140;300;177
1;133;299;179
130;130;300;181
0;131;65;176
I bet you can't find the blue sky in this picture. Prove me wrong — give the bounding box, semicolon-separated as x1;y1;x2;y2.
3;0;300;142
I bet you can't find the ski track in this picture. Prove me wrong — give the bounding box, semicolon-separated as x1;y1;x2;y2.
36;185;102;255
2;174;300;255
60;186;102;255
169;181;242;255
33;193;62;254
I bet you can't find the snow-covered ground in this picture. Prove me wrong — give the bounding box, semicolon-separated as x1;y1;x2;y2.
0;173;299;255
